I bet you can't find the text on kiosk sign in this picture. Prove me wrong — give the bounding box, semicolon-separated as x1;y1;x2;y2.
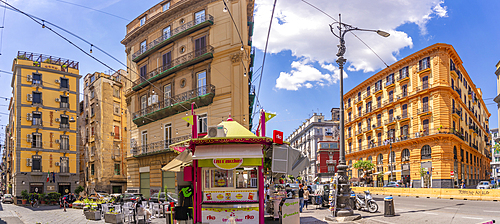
213;158;243;170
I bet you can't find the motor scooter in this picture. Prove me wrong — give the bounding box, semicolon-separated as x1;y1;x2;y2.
355;190;378;213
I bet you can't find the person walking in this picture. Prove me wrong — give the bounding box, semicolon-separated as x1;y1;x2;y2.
298;184;304;213
63;195;69;212
303;186;310;210
461;180;466;189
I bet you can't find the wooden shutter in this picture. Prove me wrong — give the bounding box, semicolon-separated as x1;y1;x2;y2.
114;126;120;139
163;52;171;69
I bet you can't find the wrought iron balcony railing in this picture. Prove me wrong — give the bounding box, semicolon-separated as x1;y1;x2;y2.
131;14;214;60
417;106;432;114
133;45;214;87
17;51;79;70
131;135;191;156
416;83;432;92
133;84;215;120
60;102;69;109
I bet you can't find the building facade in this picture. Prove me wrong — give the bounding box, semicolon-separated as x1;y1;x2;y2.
9;51;80;198
316;141;339;183
286;110;340;183
2;106;15;194
490;129;499;182
344;43;491;188
79;70;129;194
121;0;255;198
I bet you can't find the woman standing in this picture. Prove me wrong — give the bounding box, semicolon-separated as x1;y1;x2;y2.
303;186;310;210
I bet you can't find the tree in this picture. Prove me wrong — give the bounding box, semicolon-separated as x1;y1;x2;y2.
353;160;375;178
75;185;84;195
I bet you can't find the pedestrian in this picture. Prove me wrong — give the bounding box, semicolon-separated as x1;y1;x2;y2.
461;180;466;189
33;193;39;208
298;184;304;213
303;186;310;210
63;195;69;212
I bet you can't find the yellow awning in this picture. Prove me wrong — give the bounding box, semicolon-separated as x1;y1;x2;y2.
216;120;256;138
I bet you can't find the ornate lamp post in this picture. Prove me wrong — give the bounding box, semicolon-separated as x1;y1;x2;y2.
330;14;389;218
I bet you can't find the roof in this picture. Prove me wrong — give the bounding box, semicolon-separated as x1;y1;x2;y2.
216;120;256;138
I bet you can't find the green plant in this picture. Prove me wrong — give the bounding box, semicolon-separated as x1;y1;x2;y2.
62;64;67;68
39;193;46;201
353;160;375;172
17;55;28;60
21;190;29;200
43;58;52;63
75;185;84;195
419;167;427;177
288;175;295;182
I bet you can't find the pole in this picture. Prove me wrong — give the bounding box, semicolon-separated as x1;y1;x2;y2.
390;141;393;182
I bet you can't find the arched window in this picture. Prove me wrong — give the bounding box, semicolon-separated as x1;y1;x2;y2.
367;156;373;162
421;145;431;160
453;146;457;160
402;149;410;162
377;153;383;165
389;151;395;163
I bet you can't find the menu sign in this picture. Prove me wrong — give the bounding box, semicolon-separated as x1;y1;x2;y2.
213;158;243;170
204;190;258;202
202;207;258;224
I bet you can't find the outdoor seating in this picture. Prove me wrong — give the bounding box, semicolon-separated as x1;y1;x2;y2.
151;203;161;217
122;206;134;223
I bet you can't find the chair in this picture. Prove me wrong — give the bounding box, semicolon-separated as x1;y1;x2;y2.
141;201;148;208
151;203;161;218
125;202;132;208
114;205;121;213
101;204;109;218
122;206;134;223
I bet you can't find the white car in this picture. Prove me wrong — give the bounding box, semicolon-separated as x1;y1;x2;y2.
476;181;492;189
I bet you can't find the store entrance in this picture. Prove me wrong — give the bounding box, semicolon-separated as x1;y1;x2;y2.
58;183;71;195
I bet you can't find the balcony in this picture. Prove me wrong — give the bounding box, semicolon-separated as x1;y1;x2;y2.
396;92;408;100
60;102;69;109
59;123;70;130
363;126;372;133
354;97;362;104
131;135;190;157
32;119;43;127
374;122;382;129
384;117;396;125
132;45;215;91
385;80;395;88
356;129;363;136
132;84;215;126
326;160;335;164
399;112;409;120
417;106;432;115
131;14;214;62
363;93;371;100
452;85;461;95
397;73;409;82
416;83;432;92
452;107;461;118
16;51;79;70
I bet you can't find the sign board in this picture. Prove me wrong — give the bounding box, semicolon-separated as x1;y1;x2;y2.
202;207;258;224
213;158;243;170
273;130;283;144
450;171;454;176
203;190;257;202
281;198;300;224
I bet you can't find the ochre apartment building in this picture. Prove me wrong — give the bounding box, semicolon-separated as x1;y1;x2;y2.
9;51;80;198
121;0;255;198
344;43;491;188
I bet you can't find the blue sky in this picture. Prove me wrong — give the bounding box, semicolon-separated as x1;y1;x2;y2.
0;0;498;144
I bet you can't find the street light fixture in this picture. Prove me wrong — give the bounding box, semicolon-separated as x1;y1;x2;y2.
330;14;389;218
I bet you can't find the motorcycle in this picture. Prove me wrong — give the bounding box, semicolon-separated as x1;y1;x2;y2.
355;190;378;213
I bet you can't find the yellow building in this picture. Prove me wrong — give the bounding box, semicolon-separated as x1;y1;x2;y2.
10;51;80;197
79;70;129;194
344;43;491;188
121;0;255;197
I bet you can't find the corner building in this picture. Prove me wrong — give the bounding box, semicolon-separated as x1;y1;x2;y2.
121;0;255;197
344;43;491;188
10;52;80;198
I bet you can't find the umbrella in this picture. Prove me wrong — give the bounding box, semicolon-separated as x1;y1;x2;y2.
161;149;192;172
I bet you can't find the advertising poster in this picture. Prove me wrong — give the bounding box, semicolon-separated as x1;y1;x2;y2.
204;190;258;202
202;207;258;224
281;199;300;224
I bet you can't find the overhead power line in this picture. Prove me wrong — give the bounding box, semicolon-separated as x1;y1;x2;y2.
53;0;129;21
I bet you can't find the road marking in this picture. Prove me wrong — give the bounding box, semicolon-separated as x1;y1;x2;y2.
414;205;427;207
483;210;499;213
462;217;483;220
368;218;398;224
422;212;438;215
442;207;456;210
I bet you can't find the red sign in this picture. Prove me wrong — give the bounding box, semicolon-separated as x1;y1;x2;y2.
450;171;454;176
273;130;283;144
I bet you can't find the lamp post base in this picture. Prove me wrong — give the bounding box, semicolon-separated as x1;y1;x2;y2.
324;214;362;222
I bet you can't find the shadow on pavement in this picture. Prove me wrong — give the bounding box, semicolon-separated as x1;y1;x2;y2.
17;205;64;211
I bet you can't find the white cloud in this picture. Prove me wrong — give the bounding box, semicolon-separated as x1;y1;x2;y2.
254;0;448;89
275;60;346;91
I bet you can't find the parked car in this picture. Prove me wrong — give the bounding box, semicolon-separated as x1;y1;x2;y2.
149;192;178;204
384;181;401;188
116;193;145;204
477;181;492;189
2;194;13;203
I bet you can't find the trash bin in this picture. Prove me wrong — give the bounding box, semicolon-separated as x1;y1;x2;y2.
384;196;395;217
350;192;356;210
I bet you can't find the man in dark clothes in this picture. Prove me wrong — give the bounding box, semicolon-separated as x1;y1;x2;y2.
298;184;304;212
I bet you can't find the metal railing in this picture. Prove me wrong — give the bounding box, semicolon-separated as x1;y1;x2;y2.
133;84;215;119
132;14;214;59
385;80;394;87
396;92;408;100
416;83;432;92
452;85;461;95
400;112;409;120
452;107;461;117
134;45;214;85
17;51;79;69
131;135;191;156
417;106;432;114
32;119;42;126
60;102;69;109
60;123;70;129
397;73;409;81
384;117;395;125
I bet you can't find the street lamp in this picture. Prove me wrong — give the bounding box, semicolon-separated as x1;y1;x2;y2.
330;14;389;218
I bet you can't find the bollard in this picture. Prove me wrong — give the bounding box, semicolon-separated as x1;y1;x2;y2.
384;196;395;217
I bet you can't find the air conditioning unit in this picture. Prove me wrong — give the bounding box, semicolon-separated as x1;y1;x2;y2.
151;95;158;104
26;113;32;121
26;158;32;167
55;139;60;144
207;125;226;138
26;134;32;143
27;75;33;82
55;98;61;102
55;118;61;122
55;79;60;84
27;94;33;102
55;162;60;166
147;97;152;106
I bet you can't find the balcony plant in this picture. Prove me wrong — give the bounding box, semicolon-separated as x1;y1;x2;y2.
17;55;28;60
33;61;40;67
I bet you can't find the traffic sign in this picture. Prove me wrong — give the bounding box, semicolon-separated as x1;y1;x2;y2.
450;171;454;176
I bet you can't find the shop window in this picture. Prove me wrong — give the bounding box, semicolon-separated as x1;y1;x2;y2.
114;163;120;175
236;168;258;188
421;145;432;160
206;169;234;188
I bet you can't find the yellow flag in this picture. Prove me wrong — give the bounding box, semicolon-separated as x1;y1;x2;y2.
265;112;276;122
182;115;194;125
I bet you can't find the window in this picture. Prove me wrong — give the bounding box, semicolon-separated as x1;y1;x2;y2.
91;163;95;175
91;106;95;117
348;98;351;107
163;26;171;39
466;151;469;163
90;75;95;83
60;96;69;109
114;126;120;139
422;76;429;89
33;112;42;126
358;106;362;116
32;73;42;85
461;149;464;162
366;101;372;113
32;92;42;104
32;155;42;172
162;51;172;70
164;124;172;147
60;115;69;129
421;145;431;160
197;71;207;94
90;90;95;99
422;97;429;111
140;40;147;54
198;114;208;133
140;16;146;26
377;153;383;165
419;57;430;71
32;133;42;148
141;131;148;146
402;104;408;117
85;82;88;87
402;149;410;161
195;10;205;25
375;80;382;91
114;103;120;115
113;87;120;98
194;36;207;56
207;169;233;188
389;91;394;102
399;66;409;79
162;2;170;11
60;78;69;89
366;86;371;96
60;157;69;173
236;168;258;188
114;163;121;175
377;96;381;108
402;85;407;97
140;64;147;78
60;135;69;150
91;126;95;136
358;92;361;101
163;84;172;106
386;73;394;86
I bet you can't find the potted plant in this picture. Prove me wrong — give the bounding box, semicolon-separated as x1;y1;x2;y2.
33;61;40;67
21;190;29;205
85;206;101;220
104;208;123;224
39;193;46;204
61;64;68;71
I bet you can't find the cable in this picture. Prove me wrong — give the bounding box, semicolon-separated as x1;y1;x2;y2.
53;0;128;21
0;0;7;56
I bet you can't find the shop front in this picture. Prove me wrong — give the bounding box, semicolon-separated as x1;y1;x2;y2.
401;163;411;187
